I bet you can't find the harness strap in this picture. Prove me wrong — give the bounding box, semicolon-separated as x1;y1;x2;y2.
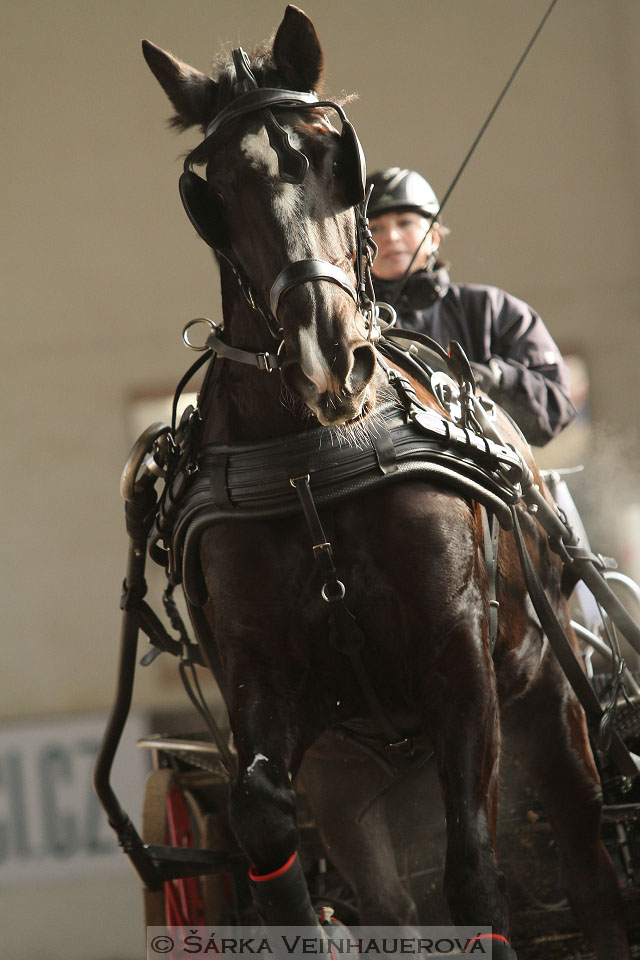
206;326;282;372
270;259;358;319
481;507;500;653
291;474;410;750
509;504;639;778
204;87;319;139
170;347;213;432
522;480;640;656
120;577;207;669
371;424;398;474
382;327;450;366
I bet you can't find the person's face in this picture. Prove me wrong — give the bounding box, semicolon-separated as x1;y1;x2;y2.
369;210;438;281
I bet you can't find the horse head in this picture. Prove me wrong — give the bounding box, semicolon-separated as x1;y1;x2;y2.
143;5;378;428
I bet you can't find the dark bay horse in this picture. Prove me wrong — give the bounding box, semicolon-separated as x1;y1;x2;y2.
142;6;630;957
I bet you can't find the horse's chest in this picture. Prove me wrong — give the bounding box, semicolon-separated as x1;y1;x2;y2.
202;482;480;657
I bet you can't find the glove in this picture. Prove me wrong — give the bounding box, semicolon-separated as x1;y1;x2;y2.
470;359;502;393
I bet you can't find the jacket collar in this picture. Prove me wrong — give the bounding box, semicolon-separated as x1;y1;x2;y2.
372;266;450;312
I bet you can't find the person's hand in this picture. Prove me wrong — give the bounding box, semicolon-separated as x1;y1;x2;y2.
470;359;502;392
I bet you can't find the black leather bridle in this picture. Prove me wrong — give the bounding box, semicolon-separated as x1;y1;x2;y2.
178;47;378;359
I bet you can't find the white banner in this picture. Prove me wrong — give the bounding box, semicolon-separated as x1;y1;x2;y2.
0;712;149;885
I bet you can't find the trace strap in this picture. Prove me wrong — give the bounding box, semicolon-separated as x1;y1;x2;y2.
481;507;500;653
290;474;410;750
510;503;639;779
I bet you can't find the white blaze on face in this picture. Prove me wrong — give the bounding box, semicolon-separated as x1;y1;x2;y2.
298;325;336;395
240;127;306;259
240;126;333;388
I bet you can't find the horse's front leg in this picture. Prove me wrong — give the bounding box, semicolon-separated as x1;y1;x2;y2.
225;674;319;926
198;522;326;926
411;512;515;957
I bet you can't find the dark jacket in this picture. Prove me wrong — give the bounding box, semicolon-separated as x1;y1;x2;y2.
374;267;576;446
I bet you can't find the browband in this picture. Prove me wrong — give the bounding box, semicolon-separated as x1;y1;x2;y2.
205;88;319;139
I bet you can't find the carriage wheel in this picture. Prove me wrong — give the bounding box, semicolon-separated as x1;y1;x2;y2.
141;768;227;929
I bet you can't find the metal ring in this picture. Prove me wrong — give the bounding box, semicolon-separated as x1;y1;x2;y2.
374;301;397;330
289;474;310;488
183;317;220;351
321;580;346;603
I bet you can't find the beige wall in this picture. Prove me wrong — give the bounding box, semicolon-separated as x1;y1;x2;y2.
2;1;640;956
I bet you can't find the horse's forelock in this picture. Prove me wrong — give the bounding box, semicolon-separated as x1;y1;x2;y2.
187;39;325;167
210;38;320;111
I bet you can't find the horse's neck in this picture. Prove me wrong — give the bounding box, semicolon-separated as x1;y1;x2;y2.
200;279;304;444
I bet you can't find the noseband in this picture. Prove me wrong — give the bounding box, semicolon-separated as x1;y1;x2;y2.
179;47;378;357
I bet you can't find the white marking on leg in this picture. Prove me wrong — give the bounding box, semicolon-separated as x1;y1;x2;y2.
246;753;269;776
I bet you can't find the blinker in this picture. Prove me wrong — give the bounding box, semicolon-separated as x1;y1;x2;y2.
179;169;228;250
339;118;366;207
231;46;309;185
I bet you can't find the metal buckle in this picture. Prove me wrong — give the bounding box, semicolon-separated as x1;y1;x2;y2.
313;541;333;560
431;371;463;424
257;352;274;372
289;474;310;488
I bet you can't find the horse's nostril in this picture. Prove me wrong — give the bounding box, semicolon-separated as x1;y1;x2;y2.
348;345;376;395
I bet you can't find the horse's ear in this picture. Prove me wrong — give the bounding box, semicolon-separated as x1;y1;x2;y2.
273;5;324;92
142;39;218;131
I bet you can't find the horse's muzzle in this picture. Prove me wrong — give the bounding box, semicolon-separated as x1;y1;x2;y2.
282;340;376;426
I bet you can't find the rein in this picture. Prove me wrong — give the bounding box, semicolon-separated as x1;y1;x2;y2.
384;0;560;309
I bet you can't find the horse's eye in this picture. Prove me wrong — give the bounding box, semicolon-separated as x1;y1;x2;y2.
332;159;342;178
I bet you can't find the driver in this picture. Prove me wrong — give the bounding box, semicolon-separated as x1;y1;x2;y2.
367;167;576;446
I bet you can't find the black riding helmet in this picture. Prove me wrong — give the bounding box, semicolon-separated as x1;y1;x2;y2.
367;168;444;308
366;167;440;220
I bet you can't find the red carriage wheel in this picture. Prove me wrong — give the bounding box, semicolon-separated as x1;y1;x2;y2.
141;768;227;931
164;778;206;926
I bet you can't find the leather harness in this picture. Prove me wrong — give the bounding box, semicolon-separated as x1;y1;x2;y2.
145;339;521;753
134;328;640;776
150;371;521;605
